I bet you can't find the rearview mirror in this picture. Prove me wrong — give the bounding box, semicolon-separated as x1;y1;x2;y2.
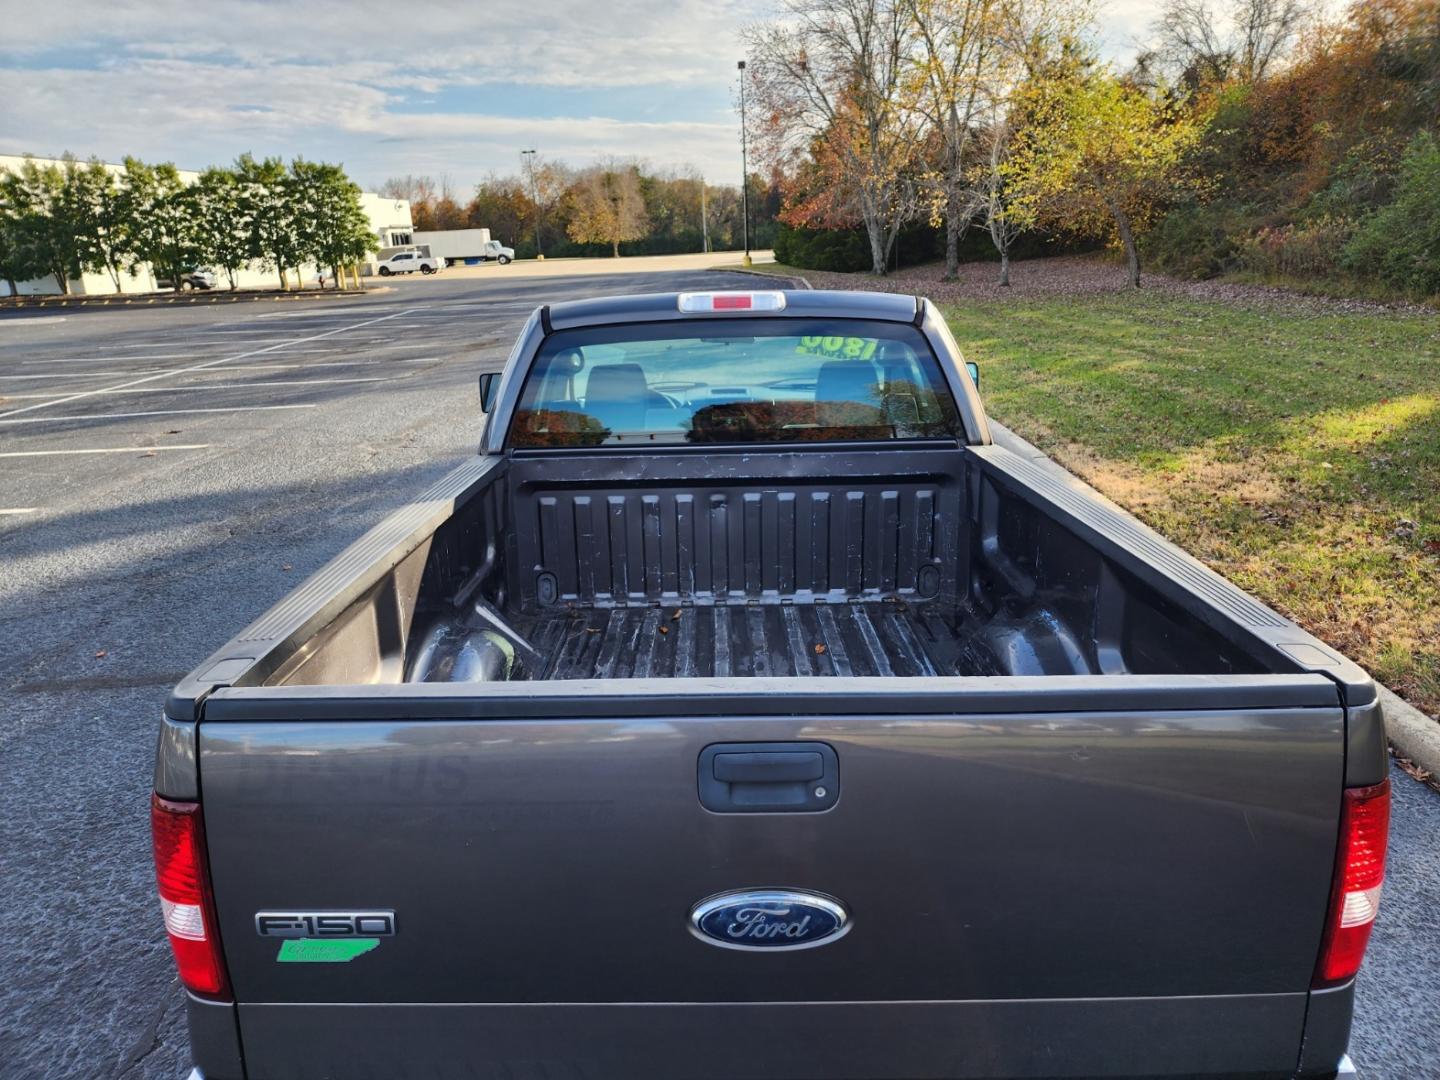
478;372;499;413
965;361;980;389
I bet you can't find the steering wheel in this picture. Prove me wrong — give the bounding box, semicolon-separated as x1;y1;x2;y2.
650;380;707;405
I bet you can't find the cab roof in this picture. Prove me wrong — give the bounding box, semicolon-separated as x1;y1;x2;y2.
544;289;922;331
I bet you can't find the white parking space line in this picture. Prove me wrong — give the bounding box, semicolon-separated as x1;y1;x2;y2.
0;404;318;426
13;345;350;363
0;371;171;379
2;360;432;380
14;361;203;371
0;308;417;420
250;306;427;319
0;377;391;400
0;507;40;514
0;444;210;458
48;342;170;350
0;378;388;398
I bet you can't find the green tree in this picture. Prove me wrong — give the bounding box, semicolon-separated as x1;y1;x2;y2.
120;159;195;289
0;176;44;294
190;166;249;289
234;153;304;288
0;158;88;294
290;159;375;287
1004;70;1209;286
66;158;133;292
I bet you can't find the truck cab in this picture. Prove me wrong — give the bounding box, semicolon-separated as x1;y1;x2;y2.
476;239;514;264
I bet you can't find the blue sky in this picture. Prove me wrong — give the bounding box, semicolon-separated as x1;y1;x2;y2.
0;0;1161;193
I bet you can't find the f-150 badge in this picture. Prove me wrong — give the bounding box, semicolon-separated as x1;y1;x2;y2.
256;911;395;963
690;890;849;951
255;911;395;938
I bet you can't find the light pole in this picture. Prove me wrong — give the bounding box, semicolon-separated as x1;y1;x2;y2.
737;60;751;268
700;176;709;254
520;149;543;259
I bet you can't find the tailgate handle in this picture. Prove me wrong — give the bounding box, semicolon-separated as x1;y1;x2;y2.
714;752;823;783
699;742;839;813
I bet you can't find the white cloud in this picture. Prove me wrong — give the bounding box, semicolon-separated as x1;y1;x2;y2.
0;0;760;188
0;0;767;88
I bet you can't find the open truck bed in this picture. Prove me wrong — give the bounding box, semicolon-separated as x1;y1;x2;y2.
156;291;1387;1080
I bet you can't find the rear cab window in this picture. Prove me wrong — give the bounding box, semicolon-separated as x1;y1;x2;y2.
508;318;962;448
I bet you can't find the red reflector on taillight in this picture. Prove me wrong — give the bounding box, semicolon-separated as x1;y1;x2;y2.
1314;779;1390;987
151;794;230;999
712;294;752;309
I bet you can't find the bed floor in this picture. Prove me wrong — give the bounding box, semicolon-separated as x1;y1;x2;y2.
511;600;977;680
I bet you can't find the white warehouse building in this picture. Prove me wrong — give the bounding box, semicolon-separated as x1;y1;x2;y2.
0;153;413;297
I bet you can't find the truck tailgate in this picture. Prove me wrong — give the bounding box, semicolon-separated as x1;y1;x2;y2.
199;676;1343;1079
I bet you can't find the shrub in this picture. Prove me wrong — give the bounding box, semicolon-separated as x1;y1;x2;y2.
1144;201;1246;279
773;224;872;272
1342;131;1440;298
1236;216;1355;278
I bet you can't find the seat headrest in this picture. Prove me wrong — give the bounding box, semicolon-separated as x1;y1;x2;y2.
585;363;649;402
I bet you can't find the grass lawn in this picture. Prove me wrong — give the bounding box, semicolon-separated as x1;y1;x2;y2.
942;293;1440;717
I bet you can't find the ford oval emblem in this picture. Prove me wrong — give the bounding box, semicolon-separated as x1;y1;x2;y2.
690;889;850;951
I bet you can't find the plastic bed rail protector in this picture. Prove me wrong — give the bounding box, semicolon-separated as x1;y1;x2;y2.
165;453;505;723
197;673;1341;723
972;444;1376;707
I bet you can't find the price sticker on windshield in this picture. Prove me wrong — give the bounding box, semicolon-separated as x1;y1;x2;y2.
795;336;881;360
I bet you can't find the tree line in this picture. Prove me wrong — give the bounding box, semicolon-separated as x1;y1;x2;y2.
0;154;377;295
380;161;782;260
746;0;1440;296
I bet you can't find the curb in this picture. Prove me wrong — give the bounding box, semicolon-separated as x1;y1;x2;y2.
988;422;1440;777
0;288;382;311
709;266;814;290
1380;686;1440;779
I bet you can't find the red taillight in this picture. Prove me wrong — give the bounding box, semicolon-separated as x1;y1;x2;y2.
151;794;230;999
1314;779;1390;987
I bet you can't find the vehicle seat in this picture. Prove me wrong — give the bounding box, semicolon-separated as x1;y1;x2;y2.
815;361;884;427
584;363;651;434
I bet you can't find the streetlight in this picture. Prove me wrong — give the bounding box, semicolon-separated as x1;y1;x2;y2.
520;149;543;259
737;60;751;268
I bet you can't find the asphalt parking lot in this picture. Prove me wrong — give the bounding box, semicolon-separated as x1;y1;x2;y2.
1;266;1437;1079
0;267;758;1078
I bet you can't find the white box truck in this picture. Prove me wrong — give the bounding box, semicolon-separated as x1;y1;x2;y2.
414;229;515;265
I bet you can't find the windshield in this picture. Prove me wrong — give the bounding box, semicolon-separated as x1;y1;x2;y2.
508;318;962;448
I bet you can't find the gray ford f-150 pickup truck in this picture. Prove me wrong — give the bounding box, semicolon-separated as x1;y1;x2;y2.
155;289;1389;1080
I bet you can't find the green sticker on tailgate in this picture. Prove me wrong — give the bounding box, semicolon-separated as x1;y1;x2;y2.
276;938;380;963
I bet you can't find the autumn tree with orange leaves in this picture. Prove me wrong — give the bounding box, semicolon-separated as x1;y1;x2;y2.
745;0;926;275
